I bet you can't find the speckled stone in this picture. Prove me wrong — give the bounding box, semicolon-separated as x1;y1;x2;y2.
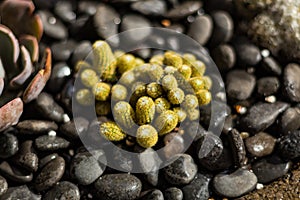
164;187;183;200
44;181;80;200
94;174;142;200
0;185;41;200
182;173;211;200
278;130;300;160
283;63;300;102
226;70;256;100
252;156;292;184
240;102;289;133
245;132;276;157
35;156;65;191
70;150;106;185
213;168;258;198
164;154;197;185
35;135;70;151
0;176;7;196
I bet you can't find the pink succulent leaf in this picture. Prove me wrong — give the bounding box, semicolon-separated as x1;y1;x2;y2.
10;46;33;87
23;48;52;103
0;0;43;41
0;25;20;79
19;35;39;62
0;97;23;132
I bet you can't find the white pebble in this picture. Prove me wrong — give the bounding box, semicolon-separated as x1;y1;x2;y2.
63;114;70;123
48;130;57;137
256;183;264;190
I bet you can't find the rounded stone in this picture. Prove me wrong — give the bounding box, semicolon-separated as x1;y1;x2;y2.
245;132;276;157
0;133;18;158
70;150;106;185
164;187;183;200
213;168;258;198
44;181;80;200
188;15;213;45
164;154;197;185
35;156;65;191
94;174;142;200
211;44;236;71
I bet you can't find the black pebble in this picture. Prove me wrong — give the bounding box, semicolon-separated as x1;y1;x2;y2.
261;57;282;76
211;44;236;71
164;154;197;185
182;173;211;200
47;62;71;94
240;102;289;133
0;133;18;159
51;40;77;61
140;189;164;200
44;181;80;200
71;41;93;66
226;70;256;100
278;130;300;160
131;0;167;16
38;10;68;40
252;156;292;184
209;11;234;47
188;15;213;46
234;37;262;66
278;107;300;134
35;135;70;151
94;174;142;200
257;77;280;96
94;3;120;45
283;63;300;102
164;187;183;200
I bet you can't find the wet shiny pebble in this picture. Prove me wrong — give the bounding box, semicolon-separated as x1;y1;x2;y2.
35;156;65;191
164;187;183;200
70;150;106;185
47;62;72;93
44;181;80;200
240;102;289;133
164;154;197;185
213;168;257;198
0;132;18;158
12;140;38;172
278;130;300;160
35;135;70;151
36;92;65;123
283;63;300;102
38;10;68;40
252;156;292;184
94;174;142;200
182;173;211;200
0;185;41;200
60;117;89;140
0;176;7;196
140;189;164;200
245;132;276;157
16;120;58;134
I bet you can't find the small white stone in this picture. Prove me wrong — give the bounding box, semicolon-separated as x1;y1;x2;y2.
261;49;270;58
63;114;70;123
256;183;264;190
48;130;56;137
265;95;276;103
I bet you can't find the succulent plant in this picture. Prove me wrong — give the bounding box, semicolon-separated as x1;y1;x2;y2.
75;40;212;148
0;0;51;131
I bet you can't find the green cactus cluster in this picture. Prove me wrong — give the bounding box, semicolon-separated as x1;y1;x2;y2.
76;41;212;148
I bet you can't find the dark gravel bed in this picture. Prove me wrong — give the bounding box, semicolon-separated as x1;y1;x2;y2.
0;0;300;199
